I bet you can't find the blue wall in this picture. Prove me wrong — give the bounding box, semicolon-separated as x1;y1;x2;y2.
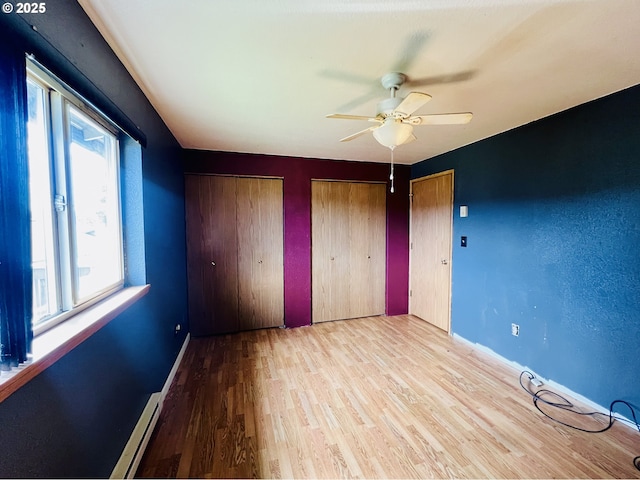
412;85;640;409
0;1;188;477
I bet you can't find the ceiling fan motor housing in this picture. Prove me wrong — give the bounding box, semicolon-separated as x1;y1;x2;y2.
380;72;407;91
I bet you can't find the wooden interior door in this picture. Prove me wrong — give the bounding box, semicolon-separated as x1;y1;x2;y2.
185;175;239;335
236;177;285;330
312;181;386;323
409;171;453;332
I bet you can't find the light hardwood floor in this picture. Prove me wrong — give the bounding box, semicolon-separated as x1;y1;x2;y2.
136;315;639;478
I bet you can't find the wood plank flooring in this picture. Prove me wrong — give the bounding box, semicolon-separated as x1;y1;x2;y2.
136;315;640;478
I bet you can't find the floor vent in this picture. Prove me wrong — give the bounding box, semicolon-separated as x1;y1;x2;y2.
110;391;162;479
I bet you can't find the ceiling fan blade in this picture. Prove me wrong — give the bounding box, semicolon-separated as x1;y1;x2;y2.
406;70;476;87
391;32;429;73
339;125;379;142
335;89;381;113
409;112;473;125
326;113;380;122
319;69;376;86
393;92;432;117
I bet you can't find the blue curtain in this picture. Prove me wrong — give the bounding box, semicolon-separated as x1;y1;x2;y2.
0;33;33;371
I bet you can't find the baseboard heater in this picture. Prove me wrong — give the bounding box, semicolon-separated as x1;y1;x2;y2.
110;391;162;479
110;334;190;478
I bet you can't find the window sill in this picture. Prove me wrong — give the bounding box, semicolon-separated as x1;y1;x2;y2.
0;284;150;403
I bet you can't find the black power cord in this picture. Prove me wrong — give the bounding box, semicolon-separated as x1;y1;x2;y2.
519;370;640;472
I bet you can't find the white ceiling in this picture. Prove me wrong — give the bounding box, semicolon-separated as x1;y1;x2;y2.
78;0;640;165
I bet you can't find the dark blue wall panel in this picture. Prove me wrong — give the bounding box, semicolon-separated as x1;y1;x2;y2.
412;84;640;409
0;1;188;477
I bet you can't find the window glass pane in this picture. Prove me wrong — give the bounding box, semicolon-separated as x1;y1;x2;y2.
67;105;123;301
27;79;59;324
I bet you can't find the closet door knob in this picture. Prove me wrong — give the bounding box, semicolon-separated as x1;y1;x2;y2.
211;261;216;266
441;259;448;265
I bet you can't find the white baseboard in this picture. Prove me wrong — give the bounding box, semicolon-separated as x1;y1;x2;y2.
452;333;636;428
110;333;191;479
161;333;191;403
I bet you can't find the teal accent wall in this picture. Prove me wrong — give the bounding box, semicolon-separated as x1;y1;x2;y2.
412;84;640;409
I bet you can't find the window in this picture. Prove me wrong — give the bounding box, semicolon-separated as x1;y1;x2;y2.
27;60;124;334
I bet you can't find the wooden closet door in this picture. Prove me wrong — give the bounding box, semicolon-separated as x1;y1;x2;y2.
185;175;239;336
366;183;386;314
348;182;386;318
312;181;350;322
312;181;386;323
409;171;453;332
236;177;285;330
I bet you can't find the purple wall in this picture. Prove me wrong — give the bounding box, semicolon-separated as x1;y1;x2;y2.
183;150;410;328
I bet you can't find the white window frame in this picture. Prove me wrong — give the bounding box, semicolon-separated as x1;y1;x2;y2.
27;58;125;336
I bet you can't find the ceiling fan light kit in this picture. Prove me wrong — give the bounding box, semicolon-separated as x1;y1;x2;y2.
372;118;414;148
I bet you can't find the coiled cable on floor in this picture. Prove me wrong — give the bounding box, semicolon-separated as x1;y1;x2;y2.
519;370;640;472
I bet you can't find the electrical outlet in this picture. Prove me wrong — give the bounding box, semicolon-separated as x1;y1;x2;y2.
530;377;543;387
511;323;519;336
174;323;181;335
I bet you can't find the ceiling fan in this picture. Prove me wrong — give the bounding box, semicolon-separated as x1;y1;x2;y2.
326;72;472;149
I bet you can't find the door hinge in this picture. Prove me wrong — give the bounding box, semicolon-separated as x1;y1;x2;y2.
409;289;412;297
410;242;413;250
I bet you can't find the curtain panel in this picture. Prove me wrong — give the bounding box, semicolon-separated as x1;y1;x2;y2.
0;33;33;372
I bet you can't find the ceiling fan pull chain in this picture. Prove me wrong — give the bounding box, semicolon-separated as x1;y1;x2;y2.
389;146;395;193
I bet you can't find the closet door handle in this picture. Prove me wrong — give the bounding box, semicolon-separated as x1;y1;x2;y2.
441;259;448;265
211;261;216;266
